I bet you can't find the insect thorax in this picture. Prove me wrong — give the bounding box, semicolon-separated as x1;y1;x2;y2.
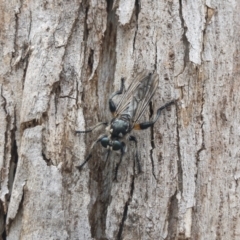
109;116;131;138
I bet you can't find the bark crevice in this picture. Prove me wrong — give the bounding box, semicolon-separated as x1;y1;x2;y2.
1;86;7;115
6;190;24;235
176;103;183;193
42;151;52;166
20;45;31;91
149;102;157;180
2;134;18;239
194;67;205;190
117;174;135;240
9;128;18;196
21;119;42;131
195;86;205;163
87;1;118;238
133;0;140;51
179;0;190;69
167;190;178;239
11;3;21;68
1;89;11;209
1;202;7;240
27;10;32;40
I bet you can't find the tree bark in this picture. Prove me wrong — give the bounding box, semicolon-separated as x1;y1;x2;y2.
1;0;240;239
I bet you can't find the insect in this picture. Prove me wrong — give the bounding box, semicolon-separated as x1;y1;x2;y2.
76;70;175;180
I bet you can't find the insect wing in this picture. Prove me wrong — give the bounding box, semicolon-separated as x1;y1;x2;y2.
115;71;159;124
133;72;159;124
115;70;149;115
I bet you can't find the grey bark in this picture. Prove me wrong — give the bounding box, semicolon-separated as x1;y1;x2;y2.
0;0;240;239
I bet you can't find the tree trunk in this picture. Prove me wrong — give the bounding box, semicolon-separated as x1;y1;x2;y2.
1;0;240;239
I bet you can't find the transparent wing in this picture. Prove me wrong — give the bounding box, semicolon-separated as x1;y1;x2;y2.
115;70;149;115
132;72;159;124
115;71;159;124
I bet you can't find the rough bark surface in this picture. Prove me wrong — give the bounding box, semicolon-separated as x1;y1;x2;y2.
0;0;239;239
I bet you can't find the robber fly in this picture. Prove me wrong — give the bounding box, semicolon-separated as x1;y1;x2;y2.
76;70;175;180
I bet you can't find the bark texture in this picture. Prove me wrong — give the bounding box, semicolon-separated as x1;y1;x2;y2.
0;0;240;239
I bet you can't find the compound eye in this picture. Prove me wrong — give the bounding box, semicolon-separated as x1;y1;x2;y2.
112;140;122;151
101;137;109;148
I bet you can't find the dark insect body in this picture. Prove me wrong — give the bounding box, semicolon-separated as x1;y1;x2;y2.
76;70;175;180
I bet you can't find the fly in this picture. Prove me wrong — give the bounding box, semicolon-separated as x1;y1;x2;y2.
76;70;175;180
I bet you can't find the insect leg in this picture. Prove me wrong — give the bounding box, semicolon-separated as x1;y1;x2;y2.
113;142;126;181
76;134;107;170
129;135;142;174
133;100;175;130
75;122;108;134
109;77;125;114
